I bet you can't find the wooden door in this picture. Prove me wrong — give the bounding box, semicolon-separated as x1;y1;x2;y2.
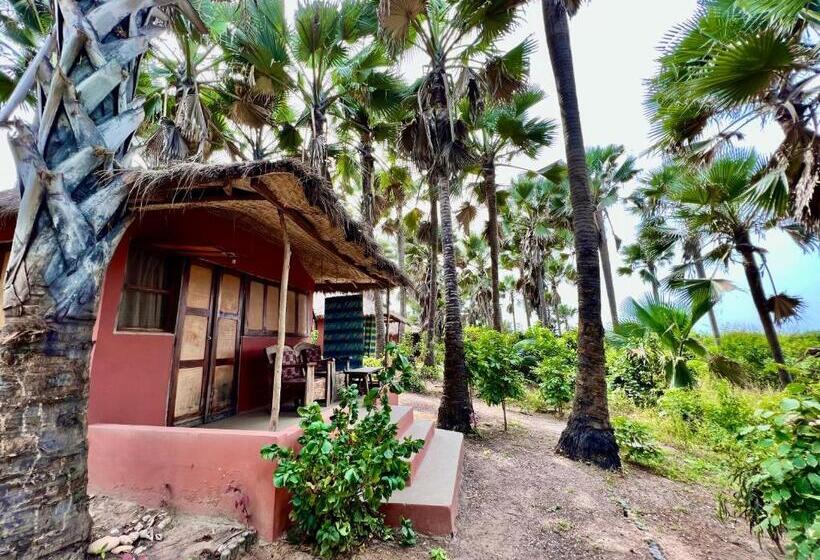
170;263;215;426
204;271;242;422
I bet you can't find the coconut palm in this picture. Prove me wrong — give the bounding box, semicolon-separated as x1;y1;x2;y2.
0;0;205;554
582;144;639;326
465;86;556;330
541;0;620;469
669;151;817;387
612;296;714;388
379;0;531;432
458;233;494;325
648;0;819;230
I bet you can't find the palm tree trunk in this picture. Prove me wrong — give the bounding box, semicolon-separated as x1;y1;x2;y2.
648;263;660;301
435;171;473;433
396;198;407;338
595;209;619;326
359;131;385;356
690;241;721;344
424;189;439;367
482;160;503;331
542;0;620;470
736;230;791;387
310;106;329;180
1;0;162;553
510;291;517;332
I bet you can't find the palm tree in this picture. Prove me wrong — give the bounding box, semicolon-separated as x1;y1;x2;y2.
379;0;531;433
669;151;816;387
0;0;205;554
466;86;555;330
0;0;50;114
541;0;620;469
648;0;819;230
626;162;723;343
458;233;494;325
225;0;379;178
613;296;715;388
583;144;640;326
618;240;673;301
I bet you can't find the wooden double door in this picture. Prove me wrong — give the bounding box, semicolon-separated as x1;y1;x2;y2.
169;262;243;426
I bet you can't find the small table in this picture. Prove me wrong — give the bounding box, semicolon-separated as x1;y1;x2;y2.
342;366;383;394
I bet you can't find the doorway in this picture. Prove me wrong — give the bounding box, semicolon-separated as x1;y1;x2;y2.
169;262;243;426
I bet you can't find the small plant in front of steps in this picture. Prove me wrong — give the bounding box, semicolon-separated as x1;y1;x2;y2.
429;547;450;560
262;344;424;558
398;518;417;547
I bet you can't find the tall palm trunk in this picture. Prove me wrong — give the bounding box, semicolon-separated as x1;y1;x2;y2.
542;0;620;470
359;131;385;356
0;0;167;554
396;196;407;338
595;209;618;326
735;229;791;387
510;291;517;331
435;170;473;432
688;239;721;343
310;105;329;179
648;262;660;301
424;189;439;367
482;159;502;330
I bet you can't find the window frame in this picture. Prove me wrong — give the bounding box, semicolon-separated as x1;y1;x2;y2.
243;275;310;338
115;245;182;334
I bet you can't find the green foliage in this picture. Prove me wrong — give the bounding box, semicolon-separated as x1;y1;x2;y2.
261;344;424;558
728;388;820;559
363;355;383;368
535;361;574;415
612;417;664;466
429;547;450;560
607;338;666;406
398;518;417;547
464;327;525;428
514;325;577;383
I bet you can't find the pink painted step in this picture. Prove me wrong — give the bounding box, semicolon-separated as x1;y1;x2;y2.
400;420;435;484
382;428;464;536
390;405;414;435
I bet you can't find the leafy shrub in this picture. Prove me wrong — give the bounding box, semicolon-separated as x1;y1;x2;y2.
429;548;450;560
535;361;574;415
514;325;576;383
658;387;704;425
607;339;666;406
261;345;424;558
464;326;525;430
398;518;417;547
728;389;820;559
363;355;382;368
612;416;664;466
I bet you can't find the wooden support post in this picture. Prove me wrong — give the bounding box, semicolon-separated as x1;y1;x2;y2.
305;363;315;404
329;359;336;402
384;288;391;366
269;210;292;431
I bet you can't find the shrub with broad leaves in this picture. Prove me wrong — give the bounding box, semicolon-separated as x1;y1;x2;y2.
612;416;664;466
261;344;424;558
728;387;819;559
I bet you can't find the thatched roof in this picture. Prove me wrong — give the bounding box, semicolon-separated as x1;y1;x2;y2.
0;160;410;290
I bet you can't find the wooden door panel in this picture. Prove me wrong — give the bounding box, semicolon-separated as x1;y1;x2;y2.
179;315;209;361
209;365;235;414
174;367;205;418
204;272;241;422
186;265;213;307
215;318;237;359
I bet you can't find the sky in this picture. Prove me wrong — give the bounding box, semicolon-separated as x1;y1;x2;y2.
0;0;818;333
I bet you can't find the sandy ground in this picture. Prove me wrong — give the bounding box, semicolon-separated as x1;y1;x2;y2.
92;387;781;559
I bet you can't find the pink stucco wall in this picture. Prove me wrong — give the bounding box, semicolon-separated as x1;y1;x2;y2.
88;208;314;426
88;424;303;540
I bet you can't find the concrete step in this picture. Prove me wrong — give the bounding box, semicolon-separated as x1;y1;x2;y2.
382;428;464;536
400;420;435;484
390;405;414;436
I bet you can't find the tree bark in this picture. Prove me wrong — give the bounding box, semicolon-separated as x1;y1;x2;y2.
595;209;619;326
358;131;385;356
482;160;503;331
542;0;620;470
269;212;292;431
510;291;517;332
1;0;165;553
435;171;473;433
396;196;407;338
735;229;791;388
424;189;439;367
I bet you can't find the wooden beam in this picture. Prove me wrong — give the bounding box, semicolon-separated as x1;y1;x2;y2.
269;209;291;431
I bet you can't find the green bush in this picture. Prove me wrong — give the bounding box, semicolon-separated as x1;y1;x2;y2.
514;325;576;382
729;388;820;559
261;345;425;558
464;326;525;430
612;416;664;466
535;361;574;415
607;339;666;406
